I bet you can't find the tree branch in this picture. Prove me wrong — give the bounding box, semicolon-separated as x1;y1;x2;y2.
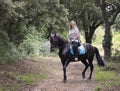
110;9;120;25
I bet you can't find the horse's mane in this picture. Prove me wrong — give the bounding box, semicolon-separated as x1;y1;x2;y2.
56;34;68;43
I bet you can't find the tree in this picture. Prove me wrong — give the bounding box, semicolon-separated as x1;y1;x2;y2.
80;2;103;43
60;0;103;44
95;0;120;60
0;0;69;63
2;0;68;44
0;0;12;30
24;0;68;38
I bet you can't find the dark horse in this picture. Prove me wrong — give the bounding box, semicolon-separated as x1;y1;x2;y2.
50;34;105;82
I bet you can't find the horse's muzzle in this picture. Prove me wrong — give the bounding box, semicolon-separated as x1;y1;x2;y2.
50;47;55;52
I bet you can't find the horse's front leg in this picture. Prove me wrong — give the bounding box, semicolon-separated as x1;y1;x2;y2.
62;59;70;82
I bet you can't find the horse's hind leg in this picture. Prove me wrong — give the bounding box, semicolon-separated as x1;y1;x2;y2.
81;59;89;79
88;59;94;80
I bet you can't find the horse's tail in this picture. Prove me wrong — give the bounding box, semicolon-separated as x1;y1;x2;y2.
94;47;105;66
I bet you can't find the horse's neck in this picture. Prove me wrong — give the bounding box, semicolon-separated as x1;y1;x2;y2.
58;37;68;48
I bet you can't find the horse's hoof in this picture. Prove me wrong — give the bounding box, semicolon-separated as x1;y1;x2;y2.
82;74;85;79
87;77;91;80
63;79;67;83
82;76;85;79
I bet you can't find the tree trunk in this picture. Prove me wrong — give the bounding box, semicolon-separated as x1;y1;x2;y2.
85;27;96;44
96;0;120;61
100;2;112;61
85;31;92;44
103;24;112;61
85;36;92;44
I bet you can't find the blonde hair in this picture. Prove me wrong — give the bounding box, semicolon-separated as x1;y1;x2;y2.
69;20;77;29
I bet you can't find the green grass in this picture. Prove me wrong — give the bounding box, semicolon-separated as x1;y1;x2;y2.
16;73;46;85
1;70;47;84
95;62;120;90
0;61;48;91
0;83;19;91
0;72;47;91
95;68;116;81
95;86;102;91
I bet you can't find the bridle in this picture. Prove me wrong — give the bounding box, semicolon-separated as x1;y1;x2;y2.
50;34;68;50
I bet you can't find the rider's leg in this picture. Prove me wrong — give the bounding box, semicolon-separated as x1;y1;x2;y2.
72;41;79;61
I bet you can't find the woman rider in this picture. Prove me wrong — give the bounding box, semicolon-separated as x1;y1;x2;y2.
69;20;80;61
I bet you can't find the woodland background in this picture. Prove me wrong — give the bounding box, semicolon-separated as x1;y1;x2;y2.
0;0;120;63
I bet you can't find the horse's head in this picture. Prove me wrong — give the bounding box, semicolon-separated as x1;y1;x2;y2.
50;34;59;52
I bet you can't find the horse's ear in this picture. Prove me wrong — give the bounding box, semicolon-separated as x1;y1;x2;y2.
54;33;57;37
51;33;57;37
51;33;54;37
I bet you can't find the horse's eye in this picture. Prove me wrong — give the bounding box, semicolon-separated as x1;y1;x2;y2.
51;41;54;44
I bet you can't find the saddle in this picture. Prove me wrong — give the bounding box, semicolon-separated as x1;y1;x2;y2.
70;44;86;55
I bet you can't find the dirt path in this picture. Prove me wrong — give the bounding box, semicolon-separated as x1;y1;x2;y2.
30;57;98;91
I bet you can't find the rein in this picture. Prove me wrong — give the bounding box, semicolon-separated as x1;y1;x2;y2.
58;42;68;50
57;36;68;50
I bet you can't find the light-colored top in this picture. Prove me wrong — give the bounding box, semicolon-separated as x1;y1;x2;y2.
69;27;80;42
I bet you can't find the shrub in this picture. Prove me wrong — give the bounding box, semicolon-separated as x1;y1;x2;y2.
19;28;50;57
0;31;22;64
0;43;22;64
19;34;41;56
1;43;22;64
0;27;51;64
39;41;50;56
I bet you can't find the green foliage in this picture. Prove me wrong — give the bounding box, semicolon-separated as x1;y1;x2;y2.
93;26;104;45
112;15;120;32
60;0;104;43
95;86;102;91
95;67;116;81
0;0;68;63
19;34;41;56
0;83;19;91
17;73;46;85
0;43;22;64
0;27;51;64
95;62;120;88
0;31;9;51
19;27;50;57
0;0;13;26
1;0;68;44
103;63;117;71
112;31;120;57
97;0;120;60
112;45;120;57
0;31;22;64
39;41;50;56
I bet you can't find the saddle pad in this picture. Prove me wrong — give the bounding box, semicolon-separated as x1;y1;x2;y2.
70;45;86;55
